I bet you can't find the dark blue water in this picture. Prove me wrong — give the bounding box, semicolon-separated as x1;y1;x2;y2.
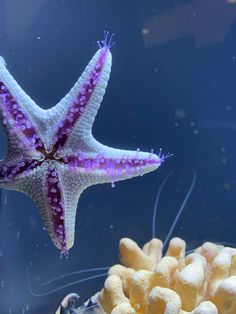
0;0;236;313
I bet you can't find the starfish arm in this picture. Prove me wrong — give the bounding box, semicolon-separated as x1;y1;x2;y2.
0;57;42;113
0;57;45;161
2;161;84;254
51;47;112;154
0;163;57;244
43;162;84;253
67;140;164;187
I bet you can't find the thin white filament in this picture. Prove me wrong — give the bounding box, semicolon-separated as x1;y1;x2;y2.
152;172;173;238
39;266;110;286
163;169;196;250
28;270;107;297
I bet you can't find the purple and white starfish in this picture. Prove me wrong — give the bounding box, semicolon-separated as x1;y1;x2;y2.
0;33;164;255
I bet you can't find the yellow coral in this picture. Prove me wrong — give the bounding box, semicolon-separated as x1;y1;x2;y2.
98;237;236;314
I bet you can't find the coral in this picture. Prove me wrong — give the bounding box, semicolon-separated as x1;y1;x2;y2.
98;237;236;314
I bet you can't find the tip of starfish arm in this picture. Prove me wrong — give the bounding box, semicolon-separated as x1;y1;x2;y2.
158;148;173;163
97;31;115;50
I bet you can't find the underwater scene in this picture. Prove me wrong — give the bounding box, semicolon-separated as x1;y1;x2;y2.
0;0;236;313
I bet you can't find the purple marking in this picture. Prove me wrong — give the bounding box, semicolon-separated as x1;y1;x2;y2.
0;82;44;151
47;165;66;254
53;47;109;151
0;158;41;180
67;154;160;169
66;152;162;184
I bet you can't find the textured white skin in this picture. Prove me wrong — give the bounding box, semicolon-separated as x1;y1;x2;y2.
0;48;162;252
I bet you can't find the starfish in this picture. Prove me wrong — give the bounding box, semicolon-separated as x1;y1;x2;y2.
0;33;165;255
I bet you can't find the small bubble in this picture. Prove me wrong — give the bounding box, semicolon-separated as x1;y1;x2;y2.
141;28;149;35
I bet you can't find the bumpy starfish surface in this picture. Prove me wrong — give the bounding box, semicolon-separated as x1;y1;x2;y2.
0;33;164;255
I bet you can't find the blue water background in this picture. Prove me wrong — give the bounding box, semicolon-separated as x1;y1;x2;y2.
0;0;236;313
